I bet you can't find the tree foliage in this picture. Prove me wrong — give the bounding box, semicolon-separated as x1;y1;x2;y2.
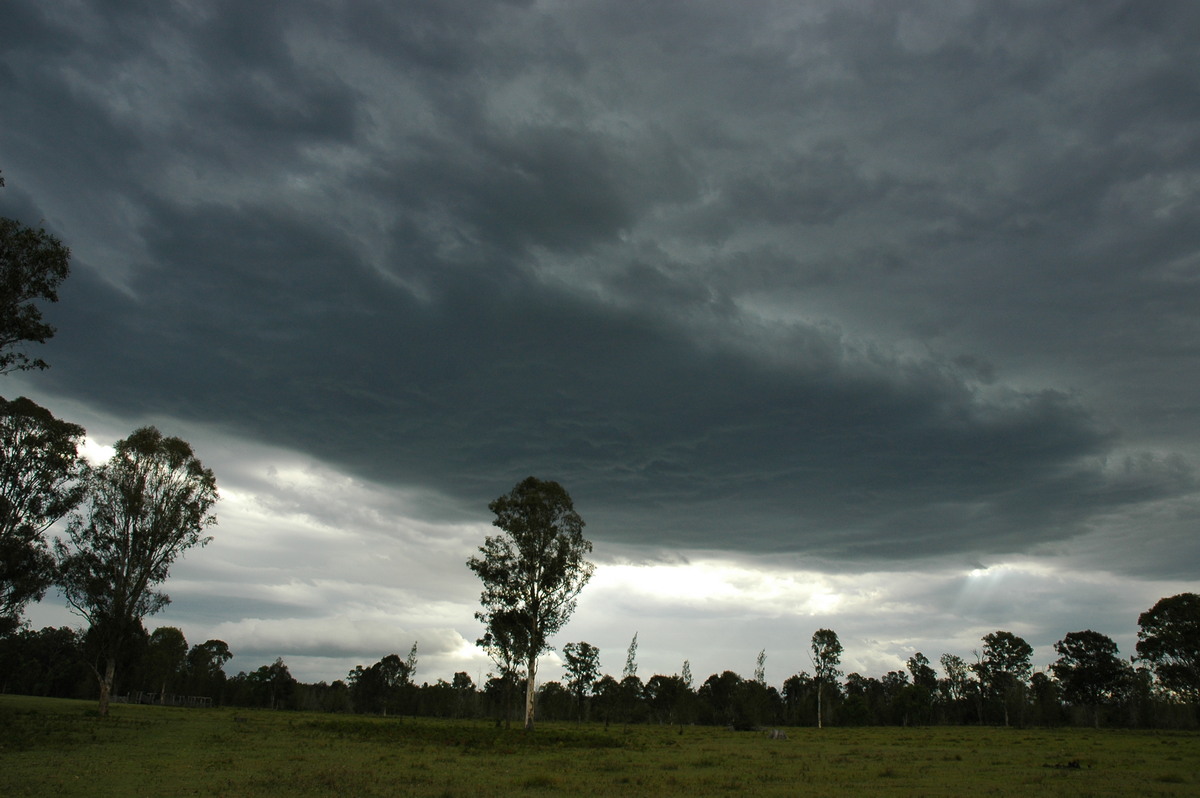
54;426;218;715
1137;593;1200;703
976;630;1033;726
563;640;600;719
1052;629;1130;726
0;171;72;375
467;476;593;731
811;628;843;728
0;395;86;633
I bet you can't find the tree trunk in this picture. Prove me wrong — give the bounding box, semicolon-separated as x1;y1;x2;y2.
817;681;823;729
97;658;116;717
524;653;537;731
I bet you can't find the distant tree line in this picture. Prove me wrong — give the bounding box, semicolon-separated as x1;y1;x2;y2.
3;593;1197;729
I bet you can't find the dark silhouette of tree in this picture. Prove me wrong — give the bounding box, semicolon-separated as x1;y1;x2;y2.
782;671;815;726
938;652;973;722
451;671;477;718
0;171;72;375
811;628;842;728
593;674;621;728
1029;671;1063;726
248;658;296;709
1052;629;1131;727
142;626;188;701
0;396;86;634
906;652;938;725
185;639;232;700
562;641;600;721
644;673;689;726
975;631;1033;726
1136;593;1200;705
696;667;739;724
54;427;218;716
347;647;417;716
468;476;593;731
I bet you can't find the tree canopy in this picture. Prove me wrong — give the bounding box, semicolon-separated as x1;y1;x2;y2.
1137;593;1200;703
1052;629;1130;726
0;171;72;375
0;395;87;634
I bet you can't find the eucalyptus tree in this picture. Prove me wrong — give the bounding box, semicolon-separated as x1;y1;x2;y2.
55;427;218;716
0;170;72;375
1136;593;1200;704
468;477;594;731
562;641;600;720
1052;630;1130;727
810;628;843;728
976;630;1033;726
0;395;86;634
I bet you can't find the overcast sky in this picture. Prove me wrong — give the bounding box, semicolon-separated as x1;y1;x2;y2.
3;0;1199;688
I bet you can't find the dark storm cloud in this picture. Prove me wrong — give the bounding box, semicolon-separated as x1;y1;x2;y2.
3;1;1198;567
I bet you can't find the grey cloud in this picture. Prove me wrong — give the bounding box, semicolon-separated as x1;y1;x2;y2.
3;0;1199;577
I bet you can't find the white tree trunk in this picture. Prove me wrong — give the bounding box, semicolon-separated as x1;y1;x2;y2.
524;653;537;731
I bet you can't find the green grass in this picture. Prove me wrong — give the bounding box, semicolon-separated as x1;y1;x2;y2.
3;696;1198;797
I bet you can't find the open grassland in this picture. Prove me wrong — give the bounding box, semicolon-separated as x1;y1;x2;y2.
2;696;1198;797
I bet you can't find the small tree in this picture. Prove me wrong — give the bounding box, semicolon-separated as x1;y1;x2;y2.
811;628;843;729
55;427;217;716
562;641;600;721
0;395;86;634
623;632;638;679
0;171;72;375
468;477;593;731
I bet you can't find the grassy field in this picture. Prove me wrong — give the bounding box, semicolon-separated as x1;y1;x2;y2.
2;696;1197;797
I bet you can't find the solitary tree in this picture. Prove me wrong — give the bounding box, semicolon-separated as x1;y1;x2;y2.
0;395;86;634
55;427;218;716
468;476;593;731
810;628;843;729
1051;629;1130;727
1136;593;1200;704
0;171;72;375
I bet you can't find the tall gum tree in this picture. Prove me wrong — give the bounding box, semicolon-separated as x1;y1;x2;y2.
55;426;217;716
811;628;843;729
468;476;594;731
